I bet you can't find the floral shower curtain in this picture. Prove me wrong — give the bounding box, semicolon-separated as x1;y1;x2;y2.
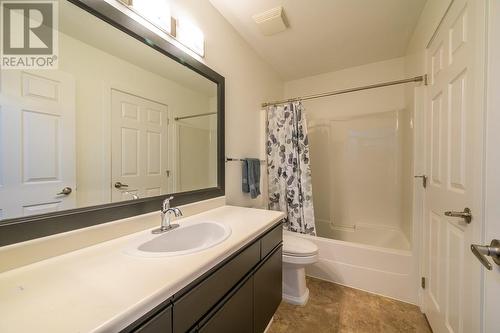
266;101;316;235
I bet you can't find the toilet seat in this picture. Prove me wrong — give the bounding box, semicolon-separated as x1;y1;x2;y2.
283;232;318;257
283;252;318;265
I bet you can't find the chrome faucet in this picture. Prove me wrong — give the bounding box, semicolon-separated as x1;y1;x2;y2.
152;196;182;234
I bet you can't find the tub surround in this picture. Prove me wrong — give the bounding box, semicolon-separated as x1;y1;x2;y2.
0;205;284;333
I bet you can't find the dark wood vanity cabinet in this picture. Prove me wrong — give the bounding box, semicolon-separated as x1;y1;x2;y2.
173;241;261;333
134;307;173;333
253;247;283;333
198;276;254;333
124;222;283;333
199;246;282;333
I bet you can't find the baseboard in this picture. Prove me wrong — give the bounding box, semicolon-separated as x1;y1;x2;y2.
263;316;274;333
423;313;434;333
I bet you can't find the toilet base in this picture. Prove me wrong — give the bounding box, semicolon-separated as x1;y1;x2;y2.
283;287;310;305
282;264;311;306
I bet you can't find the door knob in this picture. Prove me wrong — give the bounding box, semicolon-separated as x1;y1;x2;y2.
114;182;129;189
471;239;500;270
56;187;72;195
444;207;472;223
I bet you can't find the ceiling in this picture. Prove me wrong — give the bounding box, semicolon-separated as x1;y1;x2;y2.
209;0;427;80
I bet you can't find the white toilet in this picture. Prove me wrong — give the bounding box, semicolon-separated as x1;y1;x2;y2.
282;231;319;305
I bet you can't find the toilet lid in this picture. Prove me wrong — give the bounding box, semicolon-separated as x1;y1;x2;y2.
283;233;318;257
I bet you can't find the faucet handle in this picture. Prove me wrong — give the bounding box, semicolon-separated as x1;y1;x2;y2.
162;196;174;211
174;207;183;217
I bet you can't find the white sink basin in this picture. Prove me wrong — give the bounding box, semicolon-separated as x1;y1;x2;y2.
125;221;231;257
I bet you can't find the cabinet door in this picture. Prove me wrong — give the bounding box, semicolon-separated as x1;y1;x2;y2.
199;277;253;333
173;241;259;333
134;306;172;333
260;224;282;259
253;247;282;333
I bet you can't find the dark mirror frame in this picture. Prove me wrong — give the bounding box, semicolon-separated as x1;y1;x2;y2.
0;0;225;246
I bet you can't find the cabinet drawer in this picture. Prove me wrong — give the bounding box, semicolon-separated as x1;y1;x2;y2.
134;306;172;333
173;241;260;333
199;277;253;333
260;223;282;259
254;246;282;333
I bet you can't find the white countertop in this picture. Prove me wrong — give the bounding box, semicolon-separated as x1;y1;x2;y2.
0;206;284;333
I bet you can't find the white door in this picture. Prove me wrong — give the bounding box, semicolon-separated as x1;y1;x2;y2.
423;0;485;332
483;1;500;331
0;70;76;220
111;89;169;201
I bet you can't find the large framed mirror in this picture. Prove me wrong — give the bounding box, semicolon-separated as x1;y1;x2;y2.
0;0;225;245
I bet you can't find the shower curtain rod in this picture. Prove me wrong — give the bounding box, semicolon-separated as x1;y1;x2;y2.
261;75;427;108
174;112;217;121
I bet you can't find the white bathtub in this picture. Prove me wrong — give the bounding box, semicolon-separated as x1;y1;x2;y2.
315;218;411;251
295;233;419;304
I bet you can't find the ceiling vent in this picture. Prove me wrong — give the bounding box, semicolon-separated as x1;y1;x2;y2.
252;6;287;36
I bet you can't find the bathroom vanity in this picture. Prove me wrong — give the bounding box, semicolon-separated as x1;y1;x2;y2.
127;220;282;333
0;206;284;333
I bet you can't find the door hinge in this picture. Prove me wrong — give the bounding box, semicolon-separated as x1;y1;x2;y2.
421;277;426;289
414;175;427;188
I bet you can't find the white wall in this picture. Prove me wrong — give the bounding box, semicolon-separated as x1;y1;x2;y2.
284;57;413;243
285;57;406;118
169;0;284;208
177;124;212;191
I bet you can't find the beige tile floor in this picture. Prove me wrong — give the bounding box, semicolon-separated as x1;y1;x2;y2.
269;277;432;333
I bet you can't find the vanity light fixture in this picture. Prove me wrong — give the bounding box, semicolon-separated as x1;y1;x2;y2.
111;0;172;36
176;17;205;57
130;0;171;33
111;0;205;58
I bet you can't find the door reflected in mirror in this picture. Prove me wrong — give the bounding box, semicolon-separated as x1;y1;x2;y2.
0;1;218;221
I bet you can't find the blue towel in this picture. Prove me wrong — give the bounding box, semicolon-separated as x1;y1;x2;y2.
242;158;261;199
